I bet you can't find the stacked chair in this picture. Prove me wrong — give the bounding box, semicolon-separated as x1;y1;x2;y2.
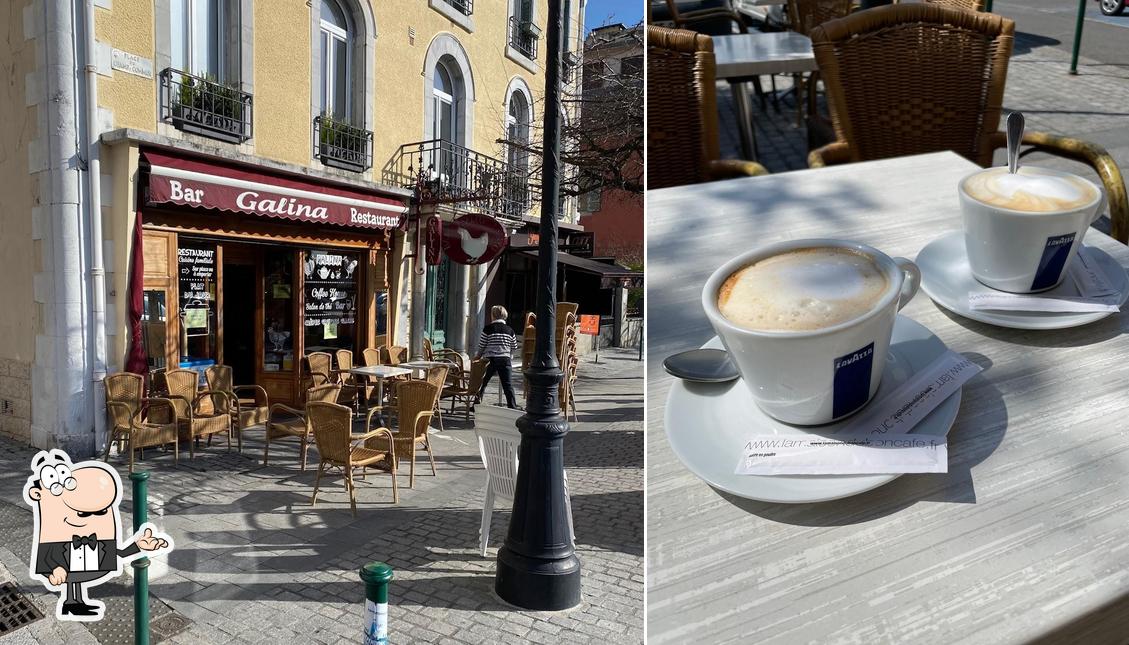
521;303;580;420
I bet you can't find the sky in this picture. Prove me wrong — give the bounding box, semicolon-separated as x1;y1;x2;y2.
585;0;643;31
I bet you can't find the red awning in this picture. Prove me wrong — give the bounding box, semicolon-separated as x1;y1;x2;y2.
142;150;407;230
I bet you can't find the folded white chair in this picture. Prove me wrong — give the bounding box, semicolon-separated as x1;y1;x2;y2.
474;405;575;556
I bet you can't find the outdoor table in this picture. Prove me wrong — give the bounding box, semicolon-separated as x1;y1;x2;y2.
712;32;818;160
400;360;450;378
348;365;411;425
647;151;1129;643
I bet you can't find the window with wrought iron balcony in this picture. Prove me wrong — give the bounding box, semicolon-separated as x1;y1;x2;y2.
509;15;541;61
160;0;251;143
384;140;539;224
160;69;253;144
313;0;373;172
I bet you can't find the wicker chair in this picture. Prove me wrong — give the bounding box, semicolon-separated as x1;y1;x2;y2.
156;368;233;459
204;365;268;453
442;359;489;420
381;345;407;366
648;26;769;190
360;347;383;402
308;401;397;515
103;373;179;472
808;5;1128;242
366;381;439;488
787;0;852;36
306;352;336;384
423;365;449;431
901;0;985;11
263;383;341;469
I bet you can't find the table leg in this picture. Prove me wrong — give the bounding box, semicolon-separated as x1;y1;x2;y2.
730;81;759;162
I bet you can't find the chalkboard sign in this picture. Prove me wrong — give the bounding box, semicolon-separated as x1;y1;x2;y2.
178;243;216;332
303;250;358;329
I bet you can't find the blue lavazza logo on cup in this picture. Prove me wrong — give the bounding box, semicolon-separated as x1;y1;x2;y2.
1030;233;1077;291
832;342;874;419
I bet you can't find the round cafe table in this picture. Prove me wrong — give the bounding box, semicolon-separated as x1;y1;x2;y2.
647;151;1129;643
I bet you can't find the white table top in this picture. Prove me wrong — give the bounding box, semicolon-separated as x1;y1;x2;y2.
713;32;818;78
348;365;411;378
647;151;1129;643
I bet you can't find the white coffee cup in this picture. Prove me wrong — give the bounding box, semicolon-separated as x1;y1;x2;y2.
959;166;1104;293
701;239;921;426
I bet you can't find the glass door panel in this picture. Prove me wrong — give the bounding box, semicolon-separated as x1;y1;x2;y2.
264;249;295;373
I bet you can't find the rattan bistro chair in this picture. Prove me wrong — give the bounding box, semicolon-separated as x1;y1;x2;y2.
104;373;179;472
365;381;439;488
648;26;769;190
442;359;489;421
263;383;341;469
308;401;398;516
204;365;268;453
808;5;1128;242
156;368;234;459
423;365;449;431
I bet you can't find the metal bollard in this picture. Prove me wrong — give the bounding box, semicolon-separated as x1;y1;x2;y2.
360;562;393;644
131;472;150;645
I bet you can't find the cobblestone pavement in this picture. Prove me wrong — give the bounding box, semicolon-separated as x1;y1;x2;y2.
0;349;643;644
719;28;1129;240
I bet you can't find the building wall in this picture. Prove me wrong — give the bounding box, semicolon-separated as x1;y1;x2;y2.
579;189;643;264
90;0;584;185
0;1;38;442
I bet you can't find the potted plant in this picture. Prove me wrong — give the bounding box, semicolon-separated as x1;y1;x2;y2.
170;72;246;140
318;114;368;171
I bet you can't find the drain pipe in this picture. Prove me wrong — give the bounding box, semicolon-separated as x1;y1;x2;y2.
82;0;109;454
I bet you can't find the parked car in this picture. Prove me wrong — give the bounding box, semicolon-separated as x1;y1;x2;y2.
1100;0;1126;16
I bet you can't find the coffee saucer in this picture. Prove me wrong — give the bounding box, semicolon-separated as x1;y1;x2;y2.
663;315;962;504
917;231;1128;330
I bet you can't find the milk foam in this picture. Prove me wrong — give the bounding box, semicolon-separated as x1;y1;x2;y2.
964;166;1097;212
718;248;889;332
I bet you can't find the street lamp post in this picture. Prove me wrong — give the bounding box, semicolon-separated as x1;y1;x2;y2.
494;0;582;610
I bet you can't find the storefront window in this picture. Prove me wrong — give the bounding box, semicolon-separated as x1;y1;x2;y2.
142;290;169;370
264;250;295;373
178;240;218;380
425;259;450;348
304;249;359;354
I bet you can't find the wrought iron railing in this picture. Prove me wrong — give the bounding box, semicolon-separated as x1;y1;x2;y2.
313;115;373;172
159;68;253;143
509;16;540;60
383;139;539;221
443;0;473;15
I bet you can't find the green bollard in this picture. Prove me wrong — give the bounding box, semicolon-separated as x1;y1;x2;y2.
1070;0;1086;75
131;472;150;645
360;562;393;645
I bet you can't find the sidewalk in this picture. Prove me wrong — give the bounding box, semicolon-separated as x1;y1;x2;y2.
0;349;643;644
719;30;1129;237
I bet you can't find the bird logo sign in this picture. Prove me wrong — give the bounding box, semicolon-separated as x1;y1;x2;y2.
441;213;507;265
22;449;173;622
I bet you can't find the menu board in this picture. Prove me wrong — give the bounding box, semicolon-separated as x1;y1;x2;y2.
304;250;358;329
178;243;216;330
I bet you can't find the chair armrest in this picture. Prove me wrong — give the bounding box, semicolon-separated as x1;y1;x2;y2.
269;403;304;420
164;394;193;420
355;426;394;445
1006;130;1128;243
808;141;852;168
411;411;435;437
232;384;269;405
707;159;769;179
106;401;138;429
194;389;232;413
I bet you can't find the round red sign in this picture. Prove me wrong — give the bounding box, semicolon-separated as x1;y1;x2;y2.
441;213;508;265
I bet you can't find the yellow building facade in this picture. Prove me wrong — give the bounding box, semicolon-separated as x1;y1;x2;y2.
1;0;585;452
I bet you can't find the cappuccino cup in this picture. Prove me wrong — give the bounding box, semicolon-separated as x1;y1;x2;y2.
959;166;1104;293
702;240;920;426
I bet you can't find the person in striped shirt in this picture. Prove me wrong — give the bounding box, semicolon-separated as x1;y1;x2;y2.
475;305;519;409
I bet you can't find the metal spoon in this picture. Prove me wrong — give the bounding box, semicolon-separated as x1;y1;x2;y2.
663;349;740;383
1007;111;1025;174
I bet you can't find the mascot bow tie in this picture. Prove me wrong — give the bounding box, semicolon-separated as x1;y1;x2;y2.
71;534;98;549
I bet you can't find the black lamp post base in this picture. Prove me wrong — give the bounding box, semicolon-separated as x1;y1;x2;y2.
495;545;582;611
